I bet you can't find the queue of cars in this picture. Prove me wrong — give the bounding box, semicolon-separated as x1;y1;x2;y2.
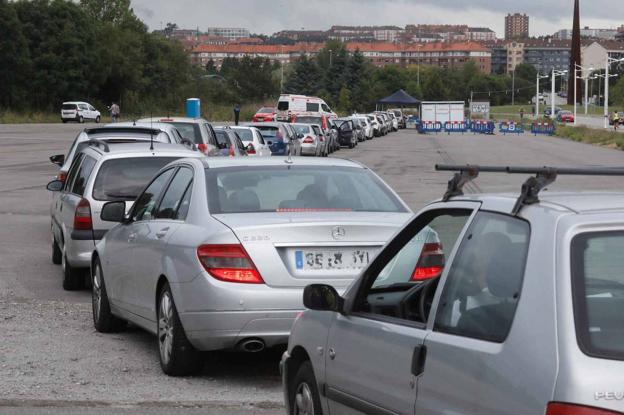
45;109;624;415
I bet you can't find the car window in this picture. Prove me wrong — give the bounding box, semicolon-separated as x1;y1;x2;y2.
64;153;85;192
254;130;265;145
155;167;194;220
207;166;407;214
79;104;88;110
306;102;319;112
277;101;289;111
232;128;253;142
312;125;322;135
233;132;247;154
168;122;202;144
293;125;311;135
215;130;230;149
93;157;180;201
175;182;193;220
321;104;330;112
354;210;472;324
132;168;175;222
62;104;77;110
89;105;95;111
572;231;624;361
70;155;96;196
204;123;217;146
433;212;530;343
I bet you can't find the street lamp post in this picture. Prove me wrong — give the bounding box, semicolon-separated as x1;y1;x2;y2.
551;68;567;120
536;72;549;118
573;64;594;124
604;56;624;128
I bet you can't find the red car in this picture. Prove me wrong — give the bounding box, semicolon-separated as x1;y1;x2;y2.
557;110;574;123
251;107;276;122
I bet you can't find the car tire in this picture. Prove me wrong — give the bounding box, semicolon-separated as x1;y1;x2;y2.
289;361;323;415
157;283;201;376
62;251;84;291
52;235;62;265
92;257;126;333
95;116;101;123
79;116;84;123
62;119;67;124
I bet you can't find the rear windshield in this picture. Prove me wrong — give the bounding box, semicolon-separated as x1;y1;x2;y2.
215;130;231;148
206;166;407;214
306;102;320;112
168;122;202;144
62;104;77;110
572;231;624;360
232;128;253;142
293;125;311;134
296;116;321;124
393;110;401;116
254;126;281;139
277;101;288;111
92;157;179;201
258;107;274;114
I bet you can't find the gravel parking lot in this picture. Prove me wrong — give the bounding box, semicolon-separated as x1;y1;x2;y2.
1;123;623;413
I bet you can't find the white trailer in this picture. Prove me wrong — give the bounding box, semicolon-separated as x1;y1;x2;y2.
420;101;465;124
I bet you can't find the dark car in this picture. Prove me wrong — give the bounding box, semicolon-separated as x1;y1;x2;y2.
333;118;357;148
214;127;248;157
544;107;562;118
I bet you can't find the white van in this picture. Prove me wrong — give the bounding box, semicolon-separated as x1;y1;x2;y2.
61;102;101;123
276;94;336;121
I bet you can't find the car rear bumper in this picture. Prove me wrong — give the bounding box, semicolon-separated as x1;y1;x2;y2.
179;309;300;351
173;273;305;351
301;144;318;155
65;237;95;268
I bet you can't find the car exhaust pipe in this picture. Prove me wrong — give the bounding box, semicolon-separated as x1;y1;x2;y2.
238;338;265;353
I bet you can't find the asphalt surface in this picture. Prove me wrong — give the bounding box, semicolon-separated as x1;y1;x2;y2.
1;123;624;414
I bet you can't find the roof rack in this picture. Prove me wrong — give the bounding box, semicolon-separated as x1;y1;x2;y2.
435;164;624;215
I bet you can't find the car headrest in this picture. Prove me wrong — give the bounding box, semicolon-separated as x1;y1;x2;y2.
228;189;260;212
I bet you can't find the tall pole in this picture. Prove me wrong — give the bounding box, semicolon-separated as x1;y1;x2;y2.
512;69;515;106
584;75;589;115
551;68;556;119
604;55;609;129
574;68;578;124
536;72;540;118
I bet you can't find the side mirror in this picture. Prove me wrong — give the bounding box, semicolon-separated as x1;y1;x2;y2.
266;140;273;146
46;179;64;192
303;284;344;313
101;201;126;222
50;154;65;167
297;133;304;139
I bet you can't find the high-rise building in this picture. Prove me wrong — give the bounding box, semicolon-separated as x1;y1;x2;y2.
505;13;529;40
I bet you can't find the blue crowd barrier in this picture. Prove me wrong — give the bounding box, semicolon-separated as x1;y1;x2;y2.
499;121;524;135
531;122;556;136
471;120;495;135
444;121;468;134
418;121;443;134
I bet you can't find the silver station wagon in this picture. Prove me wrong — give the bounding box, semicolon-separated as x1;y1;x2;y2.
282;165;624;415
91;157;412;375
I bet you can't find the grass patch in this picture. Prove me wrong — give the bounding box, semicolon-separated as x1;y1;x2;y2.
555;125;624;150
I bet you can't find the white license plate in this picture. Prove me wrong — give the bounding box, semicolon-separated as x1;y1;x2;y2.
295;249;373;271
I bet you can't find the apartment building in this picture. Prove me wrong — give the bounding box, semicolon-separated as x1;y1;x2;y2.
205;27;250;40
505;13;529;40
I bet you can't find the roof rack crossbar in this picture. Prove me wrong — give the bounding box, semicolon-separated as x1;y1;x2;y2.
441;165;479;202
435;164;624;215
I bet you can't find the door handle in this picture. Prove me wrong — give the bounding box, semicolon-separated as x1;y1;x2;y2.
411;345;427;377
155;227;169;239
128;233;137;242
328;348;336;360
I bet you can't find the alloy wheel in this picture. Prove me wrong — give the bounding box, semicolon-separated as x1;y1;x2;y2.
92;264;102;321
158;292;174;365
294;382;315;415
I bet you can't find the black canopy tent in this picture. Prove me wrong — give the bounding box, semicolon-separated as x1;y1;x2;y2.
376;89;421;110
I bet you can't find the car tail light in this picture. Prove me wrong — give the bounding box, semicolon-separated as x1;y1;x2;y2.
411;242;444;281
303;136;314;143
197;143;208;154
247;143;256;154
73;198;92;231
546;403;623;415
197;244;264;284
57;171;67;183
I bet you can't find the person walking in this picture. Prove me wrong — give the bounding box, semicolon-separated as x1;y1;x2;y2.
613;111;620;132
233;103;240;126
110;102;120;123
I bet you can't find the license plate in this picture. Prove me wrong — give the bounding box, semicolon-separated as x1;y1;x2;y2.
295;249;373;270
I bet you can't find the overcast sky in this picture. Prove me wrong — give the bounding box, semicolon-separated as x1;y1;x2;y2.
131;0;622;38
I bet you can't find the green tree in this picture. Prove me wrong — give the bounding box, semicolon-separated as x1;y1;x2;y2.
0;0;31;109
284;55;322;96
421;68;447;100
611;76;624;107
80;0;143;30
338;86;352;113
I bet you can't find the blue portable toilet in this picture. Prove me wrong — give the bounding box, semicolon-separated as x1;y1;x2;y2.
186;98;200;118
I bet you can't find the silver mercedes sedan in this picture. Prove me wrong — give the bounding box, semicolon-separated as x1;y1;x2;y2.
91;157;411;375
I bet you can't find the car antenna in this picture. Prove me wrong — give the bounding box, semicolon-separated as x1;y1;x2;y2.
149;110;154;151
